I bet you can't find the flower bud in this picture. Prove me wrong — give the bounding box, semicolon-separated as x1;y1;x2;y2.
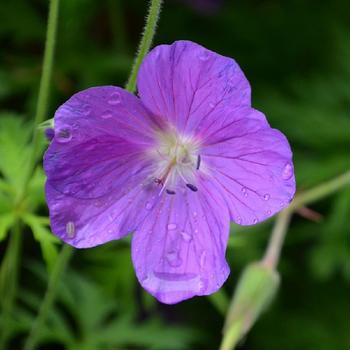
221;262;280;350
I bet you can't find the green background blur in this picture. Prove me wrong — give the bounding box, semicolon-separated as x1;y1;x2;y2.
1;0;350;349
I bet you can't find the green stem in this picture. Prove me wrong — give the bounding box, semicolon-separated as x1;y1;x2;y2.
0;223;22;349
218;169;350;350
17;0;60;203
263;169;350;270
289;170;350;211
208;290;230;316
262;209;292;269
23;245;73;350
125;0;163;93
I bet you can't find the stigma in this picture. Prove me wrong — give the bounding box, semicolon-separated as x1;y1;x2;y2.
150;131;201;195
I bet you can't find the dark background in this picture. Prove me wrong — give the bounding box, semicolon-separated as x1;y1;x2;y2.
1;0;350;349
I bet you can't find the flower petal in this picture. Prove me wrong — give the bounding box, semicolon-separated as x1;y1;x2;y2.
137;40;251;136
202;109;296;225
131;177;230;304
44;86;161;247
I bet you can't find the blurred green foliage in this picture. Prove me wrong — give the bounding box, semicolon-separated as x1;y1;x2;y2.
1;0;350;349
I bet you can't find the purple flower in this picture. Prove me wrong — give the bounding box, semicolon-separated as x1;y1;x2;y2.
44;41;295;304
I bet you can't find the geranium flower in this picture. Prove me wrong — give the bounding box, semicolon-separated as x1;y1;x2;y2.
44;41;295;304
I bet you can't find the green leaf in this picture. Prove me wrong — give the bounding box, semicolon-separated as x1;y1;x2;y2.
0;212;15;241
21;213;59;271
0;114;32;191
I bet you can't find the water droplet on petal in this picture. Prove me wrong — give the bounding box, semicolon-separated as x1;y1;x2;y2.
145;202;152;210
266;210;272;215
253;218;258;224
166;250;182;267
66;221;75;238
82;104;91;115
282;163;293;180
241;187;248;197
101;110;113;119
180;231;192;242
236;217;242;224
198;50;210;61
200;251;206;268
198;278;208;292
56;128;72;143
108;92;121;105
209;102;215;108
167;223;177;230
263;193;270;201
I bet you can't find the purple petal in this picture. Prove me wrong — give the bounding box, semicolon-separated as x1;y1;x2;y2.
202;109;296;225
137;40;251;136
131;176;230;304
44;86;161;247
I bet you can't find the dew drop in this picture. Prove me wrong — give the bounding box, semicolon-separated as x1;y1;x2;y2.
198;278;208;293
266;210;272;215
82;104;91;116
200;251;206;268
253;218;258;224
166;251;182;267
108;92;121;105
198;50;210;61
236;217;242;225
241;187;248;197
209;102;215;108
282;163;293;180
263;193;270;201
145;202;152;210
180;231;192;242
56;128;72;143
66;221;75;238
167;223;177;230
101;110;113;119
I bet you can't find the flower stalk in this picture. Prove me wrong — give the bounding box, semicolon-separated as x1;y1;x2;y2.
17;0;60;203
219;169;350;350
125;0;163;93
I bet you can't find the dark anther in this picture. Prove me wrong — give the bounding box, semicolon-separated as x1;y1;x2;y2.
186;183;198;192
196;155;201;170
45;128;55;141
166;189;176;195
154;178;163;186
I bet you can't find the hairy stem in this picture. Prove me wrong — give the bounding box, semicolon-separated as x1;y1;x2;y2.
23;245;73;350
17;0;60;202
0;224;22;349
125;0;163;93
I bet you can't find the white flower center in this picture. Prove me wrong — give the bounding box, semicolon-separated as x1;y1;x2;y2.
151;132;201;194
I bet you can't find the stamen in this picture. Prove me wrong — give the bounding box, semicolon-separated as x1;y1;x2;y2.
166;189;176;195
154;178;163;186
186;183;198;192
196;155;201;170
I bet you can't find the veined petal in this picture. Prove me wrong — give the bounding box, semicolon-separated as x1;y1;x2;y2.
202;111;296;225
44;86;161;247
137;40;251;136
131;176;230;304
